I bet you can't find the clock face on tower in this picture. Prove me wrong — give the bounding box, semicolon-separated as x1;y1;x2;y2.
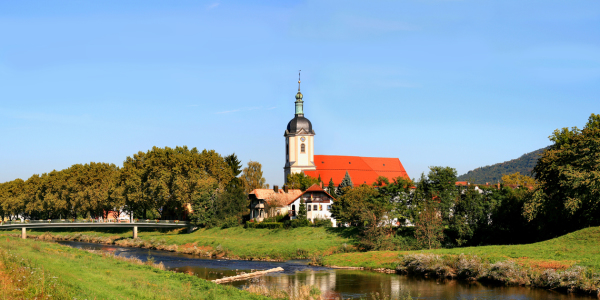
300;137;306;142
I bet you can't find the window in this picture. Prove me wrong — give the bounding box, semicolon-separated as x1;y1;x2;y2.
327;205;332;210
301;143;305;153
313;205;318;211
292;204;296;211
308;205;311;211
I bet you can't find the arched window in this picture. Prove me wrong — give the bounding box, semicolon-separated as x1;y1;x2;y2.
292;204;296;211
301;143;305;153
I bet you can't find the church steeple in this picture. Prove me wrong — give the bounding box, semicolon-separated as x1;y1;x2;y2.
295;70;304;116
284;70;316;184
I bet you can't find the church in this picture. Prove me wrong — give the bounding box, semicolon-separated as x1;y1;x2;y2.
248;75;410;225
284;76;410;187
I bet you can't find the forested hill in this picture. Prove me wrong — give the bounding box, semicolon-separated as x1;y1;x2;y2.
457;147;549;184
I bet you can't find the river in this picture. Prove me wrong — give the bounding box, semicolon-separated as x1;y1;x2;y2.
58;241;591;300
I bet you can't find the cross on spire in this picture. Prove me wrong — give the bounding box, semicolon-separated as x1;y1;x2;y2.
298;70;301;91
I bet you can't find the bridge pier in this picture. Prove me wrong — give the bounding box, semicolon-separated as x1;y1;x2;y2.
22;227;26;239
133;226;138;239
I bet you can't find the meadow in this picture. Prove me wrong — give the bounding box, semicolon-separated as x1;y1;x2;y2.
0;236;268;300
13;226;359;261
322;226;600;270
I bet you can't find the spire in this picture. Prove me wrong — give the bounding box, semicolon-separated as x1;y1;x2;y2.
295;70;304;116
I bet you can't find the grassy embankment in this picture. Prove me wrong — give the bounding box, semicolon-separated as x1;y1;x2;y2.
321;227;600;296
13;226;358;261
0;236;268;300
322;226;600;270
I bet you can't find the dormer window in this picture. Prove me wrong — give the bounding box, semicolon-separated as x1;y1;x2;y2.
301;143;305;153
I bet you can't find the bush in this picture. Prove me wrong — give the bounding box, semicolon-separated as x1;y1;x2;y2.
220;216;241;229
245;221;284;229
312;218;332;227
284;219;310;228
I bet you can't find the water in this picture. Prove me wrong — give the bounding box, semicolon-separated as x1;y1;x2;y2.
58;241;592;300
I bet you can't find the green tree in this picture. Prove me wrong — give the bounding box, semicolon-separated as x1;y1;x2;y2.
337;171;353;196
525;113;600;236
330;184;378;227
286;172;319;191
298;199;307;220
414;166;457;224
240;161;268;194
327;178;337;198
415;200;444;249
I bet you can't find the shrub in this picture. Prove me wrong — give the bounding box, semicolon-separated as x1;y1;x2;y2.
220;216;241;229
245;221;283;229
284;219;311;229
312;218;332;227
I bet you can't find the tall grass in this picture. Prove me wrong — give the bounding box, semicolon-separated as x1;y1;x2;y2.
0;236;268;299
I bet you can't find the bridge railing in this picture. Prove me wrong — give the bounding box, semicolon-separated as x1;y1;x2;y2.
0;219;189;226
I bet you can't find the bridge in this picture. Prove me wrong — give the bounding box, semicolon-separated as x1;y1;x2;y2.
0;219;191;239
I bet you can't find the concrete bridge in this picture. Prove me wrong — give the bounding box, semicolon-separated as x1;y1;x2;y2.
0;219;191;239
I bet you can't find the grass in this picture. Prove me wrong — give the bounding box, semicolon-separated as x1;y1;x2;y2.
10;226;359;260
0;236;269;299
322;226;600;270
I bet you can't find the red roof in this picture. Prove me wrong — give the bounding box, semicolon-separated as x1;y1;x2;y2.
304;155;409;186
289;184;337;205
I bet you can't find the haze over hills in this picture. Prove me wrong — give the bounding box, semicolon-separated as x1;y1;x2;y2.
457;147;549;184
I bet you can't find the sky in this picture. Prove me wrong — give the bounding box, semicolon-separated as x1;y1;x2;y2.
1;0;599;186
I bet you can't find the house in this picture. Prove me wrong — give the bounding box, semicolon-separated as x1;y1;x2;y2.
287;184;337;227
249;186;302;222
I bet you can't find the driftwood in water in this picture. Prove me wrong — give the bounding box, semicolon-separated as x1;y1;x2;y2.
212;267;284;284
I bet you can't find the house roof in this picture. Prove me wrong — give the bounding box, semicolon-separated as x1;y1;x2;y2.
249;188;303;207
304;155;409;186
289;184;336;205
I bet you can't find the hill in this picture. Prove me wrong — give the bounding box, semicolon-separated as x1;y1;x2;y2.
457;147;549;184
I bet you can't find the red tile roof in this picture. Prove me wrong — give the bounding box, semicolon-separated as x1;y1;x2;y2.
304;155;409;186
289;184;337;205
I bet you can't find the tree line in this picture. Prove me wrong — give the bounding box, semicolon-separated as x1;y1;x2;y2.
329;113;600;250
0;146;268;227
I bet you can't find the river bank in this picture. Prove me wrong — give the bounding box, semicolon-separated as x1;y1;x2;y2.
321;227;600;297
0;236;270;299
12;226;358;261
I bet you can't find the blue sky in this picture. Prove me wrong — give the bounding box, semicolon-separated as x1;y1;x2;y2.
1;0;599;186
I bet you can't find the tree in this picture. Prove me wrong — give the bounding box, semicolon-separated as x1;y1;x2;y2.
240;161;268;194
286;172;319;191
330;184;378;227
337;171;353;196
525;113;600;236
501;172;536;187
224;153;243;177
415;200;444;249
413;166;457;224
327;178;337;197
298;199;307;220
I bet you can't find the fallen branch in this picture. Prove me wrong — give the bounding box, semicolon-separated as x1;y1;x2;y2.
212;267;284;284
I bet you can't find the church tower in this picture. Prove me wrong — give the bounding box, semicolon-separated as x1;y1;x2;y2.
284;72;316;183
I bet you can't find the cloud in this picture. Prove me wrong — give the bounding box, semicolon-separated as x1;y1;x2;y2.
207;2;219;10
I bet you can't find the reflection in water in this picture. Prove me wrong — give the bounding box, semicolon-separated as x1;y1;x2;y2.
58;241;592;300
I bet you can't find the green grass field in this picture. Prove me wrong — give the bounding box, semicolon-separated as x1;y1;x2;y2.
322;226;600;270
0;236;267;300
11;226;359;260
